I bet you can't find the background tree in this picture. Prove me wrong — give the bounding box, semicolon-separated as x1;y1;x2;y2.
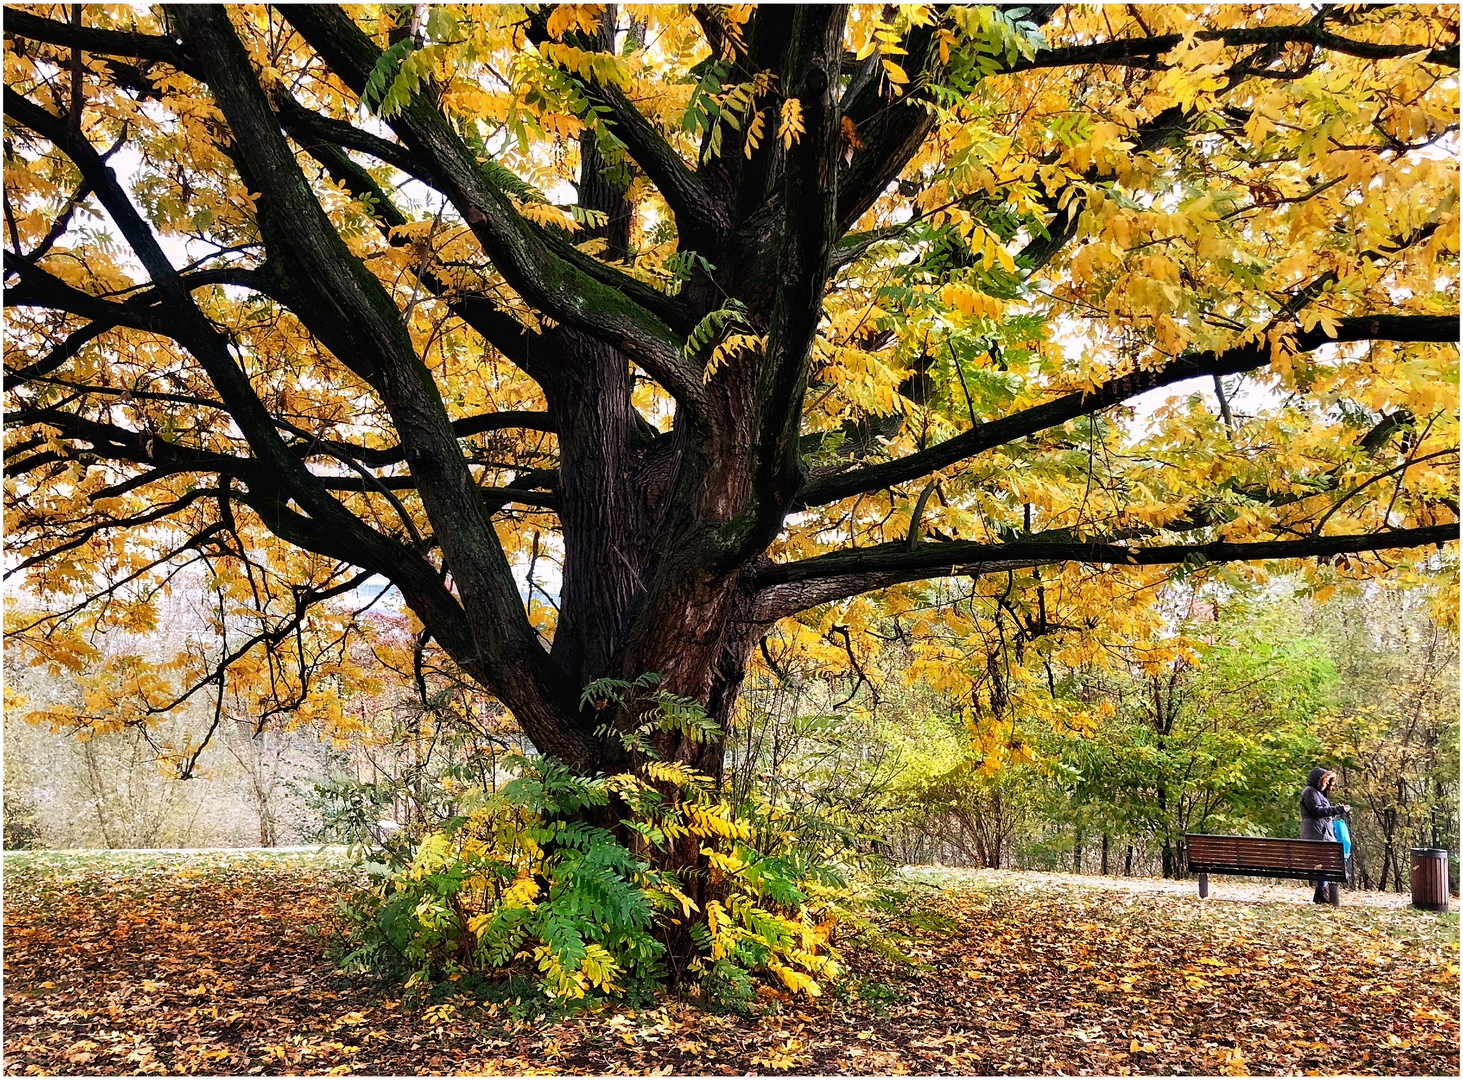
5;5;1457;902
301;610;533;858
2;580;340;848
1028;598;1332;877
1314;587;1460;891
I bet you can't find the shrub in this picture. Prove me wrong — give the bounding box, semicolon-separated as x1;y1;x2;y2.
333;686;848;1006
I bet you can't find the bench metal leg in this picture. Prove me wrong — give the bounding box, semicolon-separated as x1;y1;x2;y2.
1329;881;1340;907
1198;872;1208;899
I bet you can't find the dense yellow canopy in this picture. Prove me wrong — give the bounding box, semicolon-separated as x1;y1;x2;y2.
3;5;1456;768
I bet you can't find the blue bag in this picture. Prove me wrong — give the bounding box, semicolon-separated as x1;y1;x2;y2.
1332;816;1351;858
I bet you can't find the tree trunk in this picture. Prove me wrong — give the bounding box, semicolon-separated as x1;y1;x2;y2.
1381;808;1399;891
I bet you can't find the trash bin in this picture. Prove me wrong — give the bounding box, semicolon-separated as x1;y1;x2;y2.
1410;848;1450;912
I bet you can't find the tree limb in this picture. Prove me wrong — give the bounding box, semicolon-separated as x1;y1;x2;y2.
273;92;432;183
726;5;847;566
280;5;705;411
2;8;199;73
172;9;587;751
522;8;730;253
1000;24;1461;76
796;313;1460;508
289;410;557;469
4;258;277;386
4;82;481;689
836;15;942;234
754;524;1459;621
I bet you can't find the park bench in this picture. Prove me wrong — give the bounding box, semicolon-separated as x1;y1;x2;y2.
1184;834;1347;906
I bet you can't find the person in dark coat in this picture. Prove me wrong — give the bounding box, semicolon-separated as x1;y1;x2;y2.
1300;767;1350;903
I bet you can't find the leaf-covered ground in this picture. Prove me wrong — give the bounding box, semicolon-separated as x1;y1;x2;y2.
3;850;1457;1076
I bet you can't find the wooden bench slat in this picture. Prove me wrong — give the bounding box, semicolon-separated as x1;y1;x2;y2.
1189;847;1345;869
1184;833;1348;884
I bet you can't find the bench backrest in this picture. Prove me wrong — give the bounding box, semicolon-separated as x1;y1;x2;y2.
1185;833;1346;876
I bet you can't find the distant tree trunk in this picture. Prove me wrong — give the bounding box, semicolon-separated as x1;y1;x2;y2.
257;797;277;847
1125;843;1135;876
956;787;1014;869
1353;842;1372;890
82;742;118;849
1380;807;1399;891
1101;831;1110;876
1155;770;1175;877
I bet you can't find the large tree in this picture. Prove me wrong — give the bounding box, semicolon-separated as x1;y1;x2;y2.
5;5;1458;807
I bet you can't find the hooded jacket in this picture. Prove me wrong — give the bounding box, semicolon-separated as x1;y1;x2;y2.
1300;767;1346;842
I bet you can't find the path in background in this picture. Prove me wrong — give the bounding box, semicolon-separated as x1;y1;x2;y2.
901;864;1427;908
3;850;1457;1076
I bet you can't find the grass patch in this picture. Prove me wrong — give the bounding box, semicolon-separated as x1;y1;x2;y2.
3;845;351;876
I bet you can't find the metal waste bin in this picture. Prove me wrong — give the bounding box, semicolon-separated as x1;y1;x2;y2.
1410;848;1450;912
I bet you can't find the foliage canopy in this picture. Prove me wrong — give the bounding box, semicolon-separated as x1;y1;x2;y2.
4;6;1458;795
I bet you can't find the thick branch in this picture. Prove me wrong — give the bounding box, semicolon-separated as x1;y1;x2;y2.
173;10;581;734
1001;25;1460;75
273;93;430;183
285;120;558;381
4;258;277;384
2;9;198;72
280;5;704;410
4;251;169;329
589;82;730;251
834;7;1063;235
293;410;557;469
754;524;1459;621
797;314;1460;508
314;473;558;511
836;17;941;234
4;83;479;682
831;223;915;272
521;9;729;253
725;6;845;565
1014;106;1189;273
7;406;264;480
